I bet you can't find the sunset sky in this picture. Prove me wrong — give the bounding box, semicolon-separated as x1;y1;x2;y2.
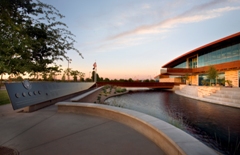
41;0;240;80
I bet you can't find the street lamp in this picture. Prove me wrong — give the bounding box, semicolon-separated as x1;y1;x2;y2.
89;71;91;77
67;59;72;81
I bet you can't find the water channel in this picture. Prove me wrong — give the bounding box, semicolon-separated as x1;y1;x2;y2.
105;89;240;155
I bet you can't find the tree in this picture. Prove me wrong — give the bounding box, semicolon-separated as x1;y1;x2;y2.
207;66;218;86
128;78;133;82
70;70;79;81
64;68;72;81
61;74;66;81
91;71;99;82
48;65;62;80
99;77;104;81
143;79;150;82
48;73;54;81
79;72;85;81
85;78;92;82
42;72;48;81
104;78;110;82
0;0;83;78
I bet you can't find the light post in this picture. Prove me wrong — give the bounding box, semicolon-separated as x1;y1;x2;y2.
67;59;72;81
89;71;91;79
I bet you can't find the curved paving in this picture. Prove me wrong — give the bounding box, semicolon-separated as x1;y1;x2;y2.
1;86;221;155
57;102;218;155
0;104;165;155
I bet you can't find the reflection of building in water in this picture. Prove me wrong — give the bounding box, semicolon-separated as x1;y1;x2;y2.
158;32;240;87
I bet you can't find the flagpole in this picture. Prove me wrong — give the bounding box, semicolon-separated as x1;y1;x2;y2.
93;62;97;84
94;67;97;83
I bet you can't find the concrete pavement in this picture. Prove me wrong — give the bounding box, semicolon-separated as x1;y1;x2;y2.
0;104;165;155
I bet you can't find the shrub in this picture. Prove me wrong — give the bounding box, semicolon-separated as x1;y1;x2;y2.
225;80;233;87
201;80;209;86
115;87;127;93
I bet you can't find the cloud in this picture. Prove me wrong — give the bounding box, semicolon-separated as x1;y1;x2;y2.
107;0;238;41
141;4;151;9
209;6;240;13
80;0;240;55
95;37;145;53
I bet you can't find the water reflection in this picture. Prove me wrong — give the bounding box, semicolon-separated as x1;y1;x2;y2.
105;90;240;155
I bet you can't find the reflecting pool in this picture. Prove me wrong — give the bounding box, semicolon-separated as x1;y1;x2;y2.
105;90;240;155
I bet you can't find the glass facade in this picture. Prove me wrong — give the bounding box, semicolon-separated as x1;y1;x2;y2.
188;57;197;68
174;61;186;68
174;43;240;68
198;73;225;86
198;43;240;67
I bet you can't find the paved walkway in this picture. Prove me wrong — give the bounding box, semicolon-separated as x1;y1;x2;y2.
0;104;165;155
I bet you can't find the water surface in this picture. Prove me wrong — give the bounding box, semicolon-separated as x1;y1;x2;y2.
105;90;240;155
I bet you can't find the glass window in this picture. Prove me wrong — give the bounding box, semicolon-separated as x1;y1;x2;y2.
204;54;208;62
188;58;192;68
221;48;227;59
213;59;217;64
217;72;225;86
231;56;238;61
216;49;221;59
199;73;225;86
198;55;204;67
174;61;186;68
226;46;232;58
226;57;232;62
211;51;217;60
232;44;238;57
172;43;240;69
231;44;239;61
199;74;208;86
188;56;197;68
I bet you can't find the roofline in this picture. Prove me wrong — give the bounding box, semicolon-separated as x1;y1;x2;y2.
162;32;240;68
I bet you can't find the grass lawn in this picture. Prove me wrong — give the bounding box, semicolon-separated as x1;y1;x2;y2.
0;90;10;105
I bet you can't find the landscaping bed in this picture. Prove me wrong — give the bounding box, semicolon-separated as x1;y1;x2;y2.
78;85;127;104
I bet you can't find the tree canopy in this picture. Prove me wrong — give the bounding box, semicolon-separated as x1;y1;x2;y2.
0;0;83;77
207;66;218;85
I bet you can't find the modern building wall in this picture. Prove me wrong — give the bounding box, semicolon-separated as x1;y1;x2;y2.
189;75;198;85
160;77;181;83
185;75;197;85
225;70;238;87
173;42;240;69
159;32;240;87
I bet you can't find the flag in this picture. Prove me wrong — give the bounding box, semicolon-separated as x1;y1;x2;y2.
93;62;97;70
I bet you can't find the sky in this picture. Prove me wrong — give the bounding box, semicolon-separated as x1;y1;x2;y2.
40;0;240;80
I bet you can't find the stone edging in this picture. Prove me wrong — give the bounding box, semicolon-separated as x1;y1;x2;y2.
175;90;240;109
56;102;217;155
70;86;104;102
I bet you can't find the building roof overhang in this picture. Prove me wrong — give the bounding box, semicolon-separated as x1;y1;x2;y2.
162;32;240;68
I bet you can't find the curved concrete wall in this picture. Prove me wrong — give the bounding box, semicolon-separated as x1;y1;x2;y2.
56;102;217;155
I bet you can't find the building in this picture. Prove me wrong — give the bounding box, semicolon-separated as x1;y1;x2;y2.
159;32;240;87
